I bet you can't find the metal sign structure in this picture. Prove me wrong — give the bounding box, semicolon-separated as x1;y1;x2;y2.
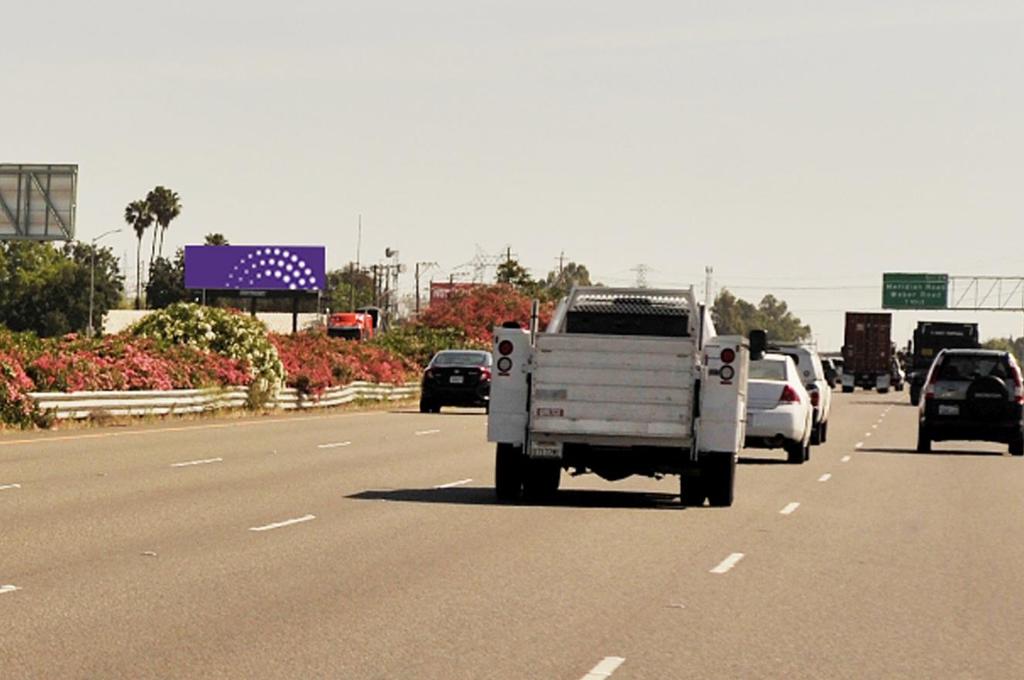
882;273;948;310
948;277;1024;312
0;164;77;241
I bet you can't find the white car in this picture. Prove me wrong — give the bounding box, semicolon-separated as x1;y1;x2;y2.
745;353;814;464
768;343;833;444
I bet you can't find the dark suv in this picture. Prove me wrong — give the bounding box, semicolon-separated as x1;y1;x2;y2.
917;349;1024;455
420;350;493;413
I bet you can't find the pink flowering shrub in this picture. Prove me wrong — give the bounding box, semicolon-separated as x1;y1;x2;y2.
271;332;419;397
0;350;38;428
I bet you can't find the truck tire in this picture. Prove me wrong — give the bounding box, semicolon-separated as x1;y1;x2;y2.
1010;432;1024;457
679;470;706;507
916;426;932;454
784;440;806;464
877;387;890;394
706;455;736;508
842;386;854;394
495;444;524;502
522;459;560;501
910;387;921;407
820;420;829;444
810;422;822;445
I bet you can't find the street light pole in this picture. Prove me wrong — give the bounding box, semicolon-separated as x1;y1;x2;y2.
88;228;123;338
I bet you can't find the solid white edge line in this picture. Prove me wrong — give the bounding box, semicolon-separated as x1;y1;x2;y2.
0;585;20;595
580;656;626;680
415;429;441;436
317;441;352;449
435;478;473;489
818;473;832;482
780;502;800;515
170;457;223;468
0;483;21;491
710;553;745;574
249;514;317;532
841;455;851;462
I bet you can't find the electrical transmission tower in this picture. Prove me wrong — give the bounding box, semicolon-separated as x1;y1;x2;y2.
632;264;651;288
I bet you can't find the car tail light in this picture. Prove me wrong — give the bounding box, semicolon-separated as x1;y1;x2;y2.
779;385;801;404
720;348;736;364
480;368;492;382
924;370;938;401
808;385;820;407
424;368;435;380
1011;364;1024;404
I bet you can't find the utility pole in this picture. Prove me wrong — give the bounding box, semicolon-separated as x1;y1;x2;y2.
351;214;362;310
558;251;566;275
415;262;438;315
704;265;714;309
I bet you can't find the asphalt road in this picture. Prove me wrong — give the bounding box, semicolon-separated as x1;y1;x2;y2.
2;392;1023;679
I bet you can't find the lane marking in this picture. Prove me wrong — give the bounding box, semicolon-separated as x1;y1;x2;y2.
818;473;832;482
710;553;745;574
435;478;473;489
865;432;872;438
415;429;441;436
0;410;387;449
855;442;864;449
0;483;21;491
249;514;317;532
841;455;851;463
780;502;800;515
170;457;223;468
0;585;19;595
580;656;625;680
317;441;352;449
872;424;878;430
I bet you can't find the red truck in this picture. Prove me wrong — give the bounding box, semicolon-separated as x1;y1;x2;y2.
327;312;375;340
841;312;893;393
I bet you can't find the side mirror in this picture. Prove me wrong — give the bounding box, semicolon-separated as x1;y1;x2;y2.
749;330;767;361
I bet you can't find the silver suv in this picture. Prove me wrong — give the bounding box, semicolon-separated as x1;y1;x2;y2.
917;349;1024;455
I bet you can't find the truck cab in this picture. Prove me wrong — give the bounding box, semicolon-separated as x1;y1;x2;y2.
487;287;753;507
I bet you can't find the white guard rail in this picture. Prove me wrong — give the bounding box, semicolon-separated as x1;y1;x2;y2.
29;382;420;420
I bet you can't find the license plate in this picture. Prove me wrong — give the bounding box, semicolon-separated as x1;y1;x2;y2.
938;404;959;416
530;442;562;459
449;375;464;384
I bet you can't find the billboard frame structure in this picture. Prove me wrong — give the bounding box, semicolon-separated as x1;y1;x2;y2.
0;164;78;241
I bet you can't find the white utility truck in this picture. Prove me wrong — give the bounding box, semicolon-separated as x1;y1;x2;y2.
487;287;756;507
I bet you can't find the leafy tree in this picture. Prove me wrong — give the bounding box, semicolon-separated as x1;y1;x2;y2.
712;289;811;342
496;258;536;291
326;265;375;312
147;186;183;262
146;250;190;309
124;199;154;309
543;262;592;300
0;241;123;336
983;337;1024;363
204;232;229;246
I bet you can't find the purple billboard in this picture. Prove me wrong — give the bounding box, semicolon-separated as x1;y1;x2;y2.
184;245;326;291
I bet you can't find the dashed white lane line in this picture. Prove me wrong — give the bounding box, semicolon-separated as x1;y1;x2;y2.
0;585;20;595
170;457;223;468
580;656;626;680
872;424;878;430
710;553;745;574
841;455;851;463
855;442;864;449
435;478;473;489
865;432;872;438
818;473;832;482
249;514;317;532
317;441;352;449
0;483;21;491
780;502;800;515
415;429;441;436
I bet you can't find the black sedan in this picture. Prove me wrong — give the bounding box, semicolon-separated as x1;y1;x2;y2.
419;350;493;413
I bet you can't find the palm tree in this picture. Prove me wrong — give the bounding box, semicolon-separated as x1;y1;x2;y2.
147;186;182;263
124;199;154;309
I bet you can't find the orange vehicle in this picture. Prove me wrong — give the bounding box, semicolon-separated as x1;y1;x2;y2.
327;312;375;340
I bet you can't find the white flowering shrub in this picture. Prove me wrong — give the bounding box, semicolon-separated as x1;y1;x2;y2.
130;303;285;407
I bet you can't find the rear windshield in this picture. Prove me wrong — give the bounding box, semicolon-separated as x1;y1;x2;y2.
935;355;1010;381
432;351;491;367
750;359;788;381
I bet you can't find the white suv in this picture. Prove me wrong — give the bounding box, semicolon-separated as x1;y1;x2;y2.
767;343;833;444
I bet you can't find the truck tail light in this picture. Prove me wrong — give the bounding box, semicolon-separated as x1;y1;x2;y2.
720;348;736;364
808;385;820;407
779;385;801;404
1011;365;1024;405
498;340;514;356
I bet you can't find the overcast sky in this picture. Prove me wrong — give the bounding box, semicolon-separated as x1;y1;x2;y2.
5;1;1022;349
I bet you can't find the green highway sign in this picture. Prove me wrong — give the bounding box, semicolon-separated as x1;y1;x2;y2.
882;273;948;309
